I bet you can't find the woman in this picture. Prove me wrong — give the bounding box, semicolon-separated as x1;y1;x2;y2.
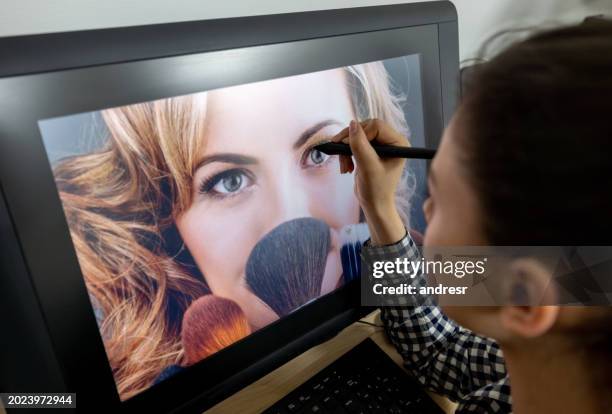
336;20;612;413
53;62;414;399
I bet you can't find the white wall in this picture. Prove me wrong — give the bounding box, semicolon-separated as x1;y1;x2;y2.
1;0;611;61
452;0;612;61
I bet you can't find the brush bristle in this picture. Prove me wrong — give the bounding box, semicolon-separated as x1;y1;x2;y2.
339;223;370;283
246;218;331;317
181;295;250;366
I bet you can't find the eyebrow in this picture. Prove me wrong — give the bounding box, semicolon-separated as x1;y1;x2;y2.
293;119;344;149
195;153;257;170
195;119;342;170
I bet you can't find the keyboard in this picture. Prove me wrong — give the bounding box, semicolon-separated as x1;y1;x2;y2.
263;338;445;414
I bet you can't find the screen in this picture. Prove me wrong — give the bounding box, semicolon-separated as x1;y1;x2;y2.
37;54;426;400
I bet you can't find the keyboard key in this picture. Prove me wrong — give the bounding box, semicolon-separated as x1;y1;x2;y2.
286;402;299;412
387;406;402;414
397;398;409;407
343;399;354;407
357;391;370;401
343;399;366;414
310;404;321;413
321;395;338;409
346;378;360;389
376;392;391;405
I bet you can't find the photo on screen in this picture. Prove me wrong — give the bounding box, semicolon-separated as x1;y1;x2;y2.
38;54;427;400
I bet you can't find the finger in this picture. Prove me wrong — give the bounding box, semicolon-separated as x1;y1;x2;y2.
347;156;354;173
340;155;354;174
353;171;362;198
339;154;350;173
360;118;410;147
331;126;349;143
348;120;377;168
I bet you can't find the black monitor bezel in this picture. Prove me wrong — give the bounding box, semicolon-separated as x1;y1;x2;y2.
0;2;458;412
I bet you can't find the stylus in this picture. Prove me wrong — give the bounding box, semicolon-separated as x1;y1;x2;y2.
314;142;436;159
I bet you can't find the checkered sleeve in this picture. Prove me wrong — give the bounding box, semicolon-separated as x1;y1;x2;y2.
361;232;512;413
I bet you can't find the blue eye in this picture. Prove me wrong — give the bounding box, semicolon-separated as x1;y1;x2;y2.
305;148;330;167
310;149;326;164
200;169;251;196
215;172;244;193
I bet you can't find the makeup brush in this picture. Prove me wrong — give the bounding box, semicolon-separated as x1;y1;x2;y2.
245;218;331;317
314;142;436;159
181;295;251;366
339;223;371;283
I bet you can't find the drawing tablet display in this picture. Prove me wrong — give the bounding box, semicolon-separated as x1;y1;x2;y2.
37;54;426;400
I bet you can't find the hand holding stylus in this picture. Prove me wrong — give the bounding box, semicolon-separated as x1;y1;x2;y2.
332;119;409;246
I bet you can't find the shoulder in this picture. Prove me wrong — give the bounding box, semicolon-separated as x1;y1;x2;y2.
457;376;512;414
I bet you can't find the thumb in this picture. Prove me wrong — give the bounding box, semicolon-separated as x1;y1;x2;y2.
348;120;377;168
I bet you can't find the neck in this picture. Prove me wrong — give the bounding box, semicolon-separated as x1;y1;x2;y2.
502;338;602;414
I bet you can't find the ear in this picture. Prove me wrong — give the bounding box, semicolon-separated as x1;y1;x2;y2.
500;258;560;338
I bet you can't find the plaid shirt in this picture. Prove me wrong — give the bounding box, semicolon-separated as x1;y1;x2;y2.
361;232;512;413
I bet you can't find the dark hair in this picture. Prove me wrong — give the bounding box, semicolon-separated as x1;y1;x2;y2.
459;20;612;404
459;19;612;245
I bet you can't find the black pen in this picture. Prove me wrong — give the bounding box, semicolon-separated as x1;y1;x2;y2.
314;142;436;160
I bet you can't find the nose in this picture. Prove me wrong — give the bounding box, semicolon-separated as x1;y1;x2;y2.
269;166;311;227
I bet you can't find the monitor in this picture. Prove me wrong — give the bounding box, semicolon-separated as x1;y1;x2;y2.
0;2;459;412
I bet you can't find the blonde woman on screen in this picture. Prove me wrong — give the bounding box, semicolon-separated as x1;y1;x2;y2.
53;62;415;399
